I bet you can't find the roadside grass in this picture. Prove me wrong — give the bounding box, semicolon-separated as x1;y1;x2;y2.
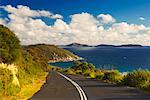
0;63;48;100
122;69;150;93
48;65;62;71
0;63;20;99
15;72;48;100
61;61;150;93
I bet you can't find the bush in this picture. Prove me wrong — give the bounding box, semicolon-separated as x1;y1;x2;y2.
16;50;46;86
103;70;122;82
122;70;150;88
83;69;96;78
75;70;82;75
63;68;76;75
71;61;96;72
0;64;21;96
0;25;49;99
0;25;21;64
6;84;20;96
95;70;104;80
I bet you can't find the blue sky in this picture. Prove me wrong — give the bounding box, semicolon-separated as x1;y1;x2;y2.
0;0;150;45
1;0;150;26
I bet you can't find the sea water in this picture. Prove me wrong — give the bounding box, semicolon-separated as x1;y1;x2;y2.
50;47;150;72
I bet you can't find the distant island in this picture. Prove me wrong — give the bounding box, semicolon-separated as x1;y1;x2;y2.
115;44;143;47
60;43;143;48
65;43;94;47
95;44;116;47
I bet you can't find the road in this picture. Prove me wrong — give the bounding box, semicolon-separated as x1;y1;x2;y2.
32;71;150;100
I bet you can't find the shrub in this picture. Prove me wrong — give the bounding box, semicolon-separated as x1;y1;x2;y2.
122;70;150;88
6;84;20;96
103;70;121;82
0;25;49;98
0;63;21;96
95;70;104;80
83;69;96;78
0;25;21;64
63;68;76;75
75;70;82;75
71;61;96;72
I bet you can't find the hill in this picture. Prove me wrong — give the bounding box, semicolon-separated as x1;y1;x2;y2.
116;44;143;47
95;44;115;47
0;25;21;63
0;24;50;99
0;25;81;99
23;44;80;63
0;25;80;99
64;43;93;47
62;43;143;48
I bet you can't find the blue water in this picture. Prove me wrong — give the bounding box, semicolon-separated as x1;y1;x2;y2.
50;47;150;72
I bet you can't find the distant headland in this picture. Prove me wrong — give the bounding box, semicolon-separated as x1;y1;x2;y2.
59;43;143;48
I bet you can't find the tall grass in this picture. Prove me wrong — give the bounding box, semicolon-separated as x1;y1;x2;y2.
122;69;150;92
62;61;150;93
0;63;20;98
0;63;20;86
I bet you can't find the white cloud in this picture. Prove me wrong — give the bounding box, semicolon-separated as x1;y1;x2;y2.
1;5;62;19
139;17;145;21
70;13;98;32
103;23;150;45
51;14;63;19
97;14;116;24
109;22;145;33
1;5;150;46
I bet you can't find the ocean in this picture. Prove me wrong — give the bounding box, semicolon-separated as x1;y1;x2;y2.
50;47;150;72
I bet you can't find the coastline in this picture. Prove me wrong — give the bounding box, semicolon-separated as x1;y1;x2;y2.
48;56;84;63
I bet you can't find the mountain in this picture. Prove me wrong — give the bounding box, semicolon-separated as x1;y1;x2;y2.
95;44;115;47
23;44;80;63
62;43;93;47
116;44;143;47
62;43;143;48
95;44;143;47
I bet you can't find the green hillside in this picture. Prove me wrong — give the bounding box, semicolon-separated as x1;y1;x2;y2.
0;25;21;64
23;44;79;63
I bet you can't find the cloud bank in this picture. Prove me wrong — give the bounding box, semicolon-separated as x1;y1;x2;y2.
0;5;150;45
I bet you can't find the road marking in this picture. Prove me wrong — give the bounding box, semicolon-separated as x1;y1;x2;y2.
58;72;88;100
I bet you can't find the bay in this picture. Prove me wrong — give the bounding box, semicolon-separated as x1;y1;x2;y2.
50;47;150;72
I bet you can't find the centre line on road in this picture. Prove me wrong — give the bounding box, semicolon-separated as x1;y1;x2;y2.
58;72;88;100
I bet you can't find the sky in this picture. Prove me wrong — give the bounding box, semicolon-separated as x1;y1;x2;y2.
0;0;150;45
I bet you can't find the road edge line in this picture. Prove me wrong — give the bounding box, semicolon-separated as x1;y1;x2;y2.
57;72;87;100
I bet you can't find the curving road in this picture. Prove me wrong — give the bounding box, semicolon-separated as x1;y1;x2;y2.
32;71;150;100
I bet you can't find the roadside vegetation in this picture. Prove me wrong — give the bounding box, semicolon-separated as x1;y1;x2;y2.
0;24;80;99
0;25;49;99
61;61;150;93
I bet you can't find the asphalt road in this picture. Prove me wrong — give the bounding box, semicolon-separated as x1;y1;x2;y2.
32;71;150;100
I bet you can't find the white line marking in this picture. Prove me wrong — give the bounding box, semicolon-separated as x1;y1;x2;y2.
57;72;88;100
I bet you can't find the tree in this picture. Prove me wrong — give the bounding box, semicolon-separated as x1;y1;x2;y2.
0;25;21;63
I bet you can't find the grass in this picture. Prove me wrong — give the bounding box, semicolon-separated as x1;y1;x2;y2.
14;72;48;100
0;63;20;98
0;63;48;100
122;69;150;93
61;61;150;93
